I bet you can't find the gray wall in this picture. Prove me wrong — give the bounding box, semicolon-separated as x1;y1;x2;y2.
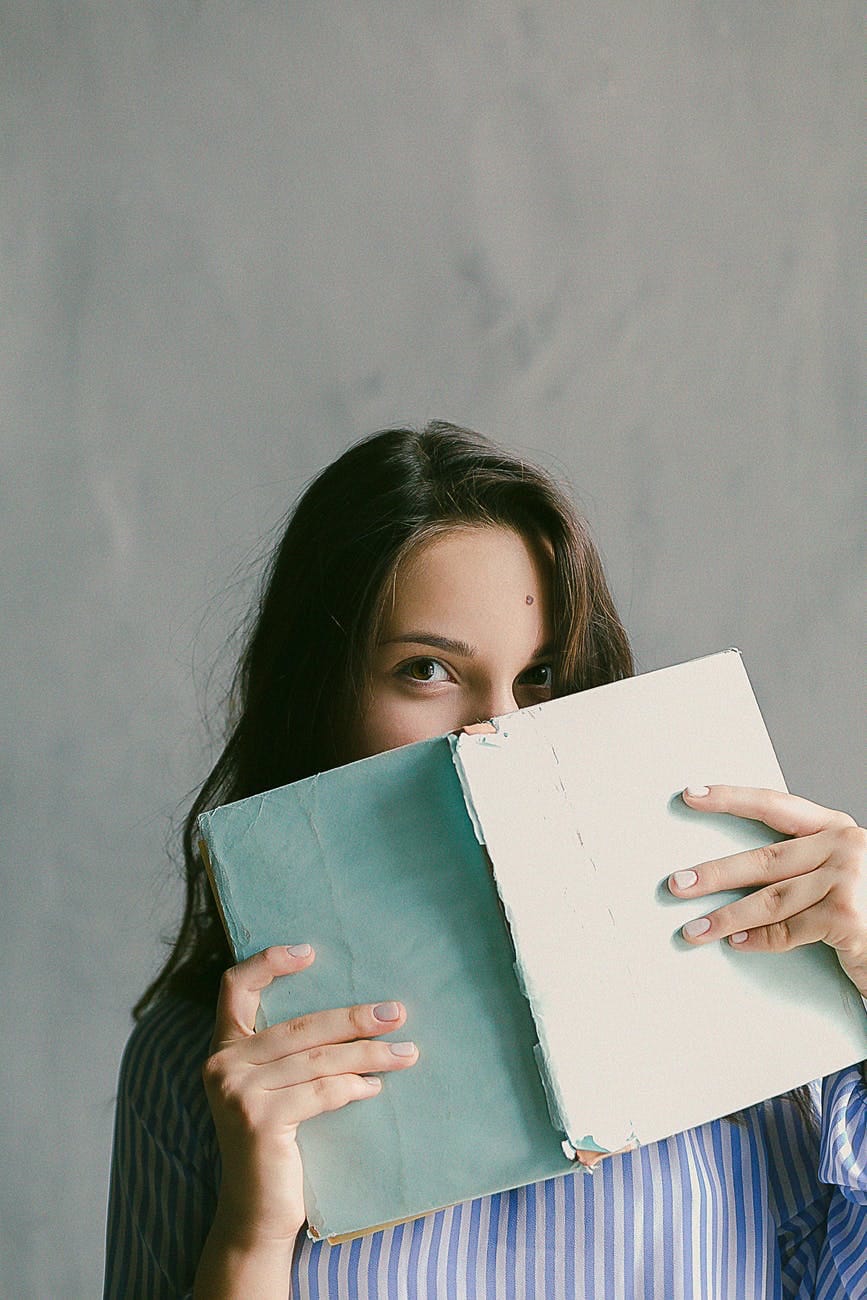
2;4;863;1294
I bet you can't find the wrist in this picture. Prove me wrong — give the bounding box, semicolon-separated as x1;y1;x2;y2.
193;1205;301;1300
210;1195;305;1253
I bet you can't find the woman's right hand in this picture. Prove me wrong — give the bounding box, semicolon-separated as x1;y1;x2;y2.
194;944;418;1295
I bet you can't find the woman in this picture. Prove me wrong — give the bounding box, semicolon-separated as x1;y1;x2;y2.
105;422;866;1298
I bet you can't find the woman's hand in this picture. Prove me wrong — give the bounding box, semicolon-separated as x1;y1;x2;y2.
669;786;867;998
194;945;418;1296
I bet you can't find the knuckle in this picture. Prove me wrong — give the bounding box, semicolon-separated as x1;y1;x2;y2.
760;883;784;918
839;824;867;860
202;1052;247;1112
752;843;779;878
349;1004;371;1035
305;1044;327;1068
831;897;862;930
202;1046;234;1089
201;1050;224;1091
311;1074;341;1105
284;1013;312;1039
767;919;792;949
701;863;721;891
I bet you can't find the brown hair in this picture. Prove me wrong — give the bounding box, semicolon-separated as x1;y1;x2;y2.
136;421;632;1015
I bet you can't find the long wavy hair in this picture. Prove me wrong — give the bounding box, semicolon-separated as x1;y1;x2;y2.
136;421;632;1015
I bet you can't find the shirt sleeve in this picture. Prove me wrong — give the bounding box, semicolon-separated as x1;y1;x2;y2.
774;1067;867;1299
103;997;220;1300
812;1066;867;1297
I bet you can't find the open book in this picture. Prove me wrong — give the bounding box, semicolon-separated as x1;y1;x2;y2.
198;649;867;1241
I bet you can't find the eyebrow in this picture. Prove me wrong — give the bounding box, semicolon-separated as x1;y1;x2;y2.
383;632;476;656
382;632;554;660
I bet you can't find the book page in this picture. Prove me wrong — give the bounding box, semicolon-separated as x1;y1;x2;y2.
452;650;867;1153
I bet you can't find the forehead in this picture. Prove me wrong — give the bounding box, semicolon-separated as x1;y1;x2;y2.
383;525;552;637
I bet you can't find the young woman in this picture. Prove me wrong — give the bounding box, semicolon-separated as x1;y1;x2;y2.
105;422;866;1298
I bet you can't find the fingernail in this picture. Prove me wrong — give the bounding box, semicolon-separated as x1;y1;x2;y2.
373;1001;401;1021
362;1075;382;1090
672;869;698;890
287;943;312;957
685;785;710;798
388;1041;417;1057
683;917;711;939
730;931;749;944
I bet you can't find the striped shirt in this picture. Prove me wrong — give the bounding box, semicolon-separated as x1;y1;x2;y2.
104;996;867;1298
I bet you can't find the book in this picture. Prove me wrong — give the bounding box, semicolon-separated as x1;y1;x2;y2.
197;649;867;1241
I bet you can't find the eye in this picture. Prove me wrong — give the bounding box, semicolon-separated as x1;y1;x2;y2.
397;657;452;684
517;663;553;691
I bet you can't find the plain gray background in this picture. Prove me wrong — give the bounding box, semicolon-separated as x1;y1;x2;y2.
2;3;864;1295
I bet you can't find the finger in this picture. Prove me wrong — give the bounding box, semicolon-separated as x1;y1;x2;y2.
721;901;836;954
255;1037;419;1091
245;999;407;1066
212;945;316;1047
668;829;840;898
681;785;856;837
679;871;829;946
273;1071;386;1124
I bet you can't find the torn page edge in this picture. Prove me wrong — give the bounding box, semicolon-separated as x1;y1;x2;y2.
452;723;640;1157
562;1127;641;1167
531;1042;571;1153
529;1043;637;1163
451;733;578;1153
512;960;528;999
447;733;487;844
303;1173;326;1241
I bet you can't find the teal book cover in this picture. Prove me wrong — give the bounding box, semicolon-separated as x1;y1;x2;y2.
199;732;571;1241
198;650;867;1240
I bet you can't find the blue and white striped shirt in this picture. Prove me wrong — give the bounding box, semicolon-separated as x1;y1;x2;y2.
104;997;867;1298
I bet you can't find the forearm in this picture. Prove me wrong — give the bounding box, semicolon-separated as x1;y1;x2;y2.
193;1205;299;1300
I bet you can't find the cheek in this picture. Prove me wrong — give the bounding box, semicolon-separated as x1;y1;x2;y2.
352;690;457;760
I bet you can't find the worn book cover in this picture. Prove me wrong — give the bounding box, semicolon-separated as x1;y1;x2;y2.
198;649;867;1240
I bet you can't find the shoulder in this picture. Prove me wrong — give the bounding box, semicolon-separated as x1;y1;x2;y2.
745;1083;821;1156
739;1084;826;1225
117;995;217;1157
106;997;221;1294
120;994;216;1088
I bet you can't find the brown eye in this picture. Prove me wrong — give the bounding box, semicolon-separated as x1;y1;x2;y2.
399;658;450;683
518;664;553;689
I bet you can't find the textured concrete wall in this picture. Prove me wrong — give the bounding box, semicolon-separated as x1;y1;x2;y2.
2;4;863;1293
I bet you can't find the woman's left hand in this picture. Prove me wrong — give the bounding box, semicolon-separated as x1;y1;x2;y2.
668;786;867;999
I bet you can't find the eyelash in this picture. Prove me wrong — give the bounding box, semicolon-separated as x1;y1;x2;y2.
395;658;553;690
519;664;553;689
396;657;452;685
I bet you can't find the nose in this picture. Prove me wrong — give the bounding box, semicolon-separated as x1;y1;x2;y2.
474;683;518;724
